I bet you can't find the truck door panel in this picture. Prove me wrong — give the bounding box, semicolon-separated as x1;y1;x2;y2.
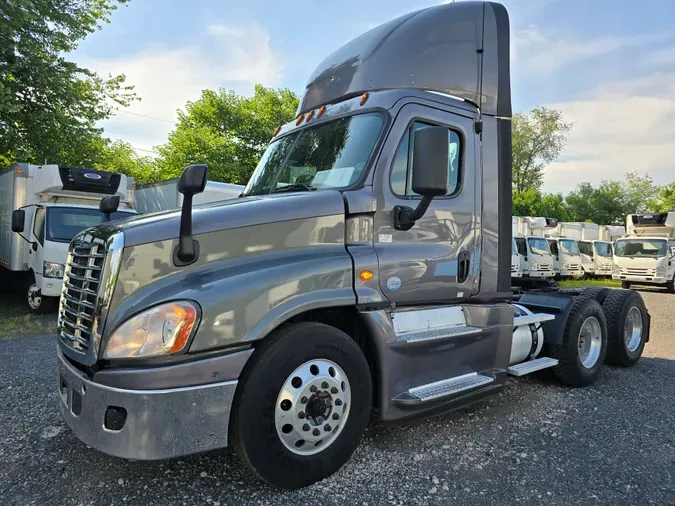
30;207;45;279
371;103;479;304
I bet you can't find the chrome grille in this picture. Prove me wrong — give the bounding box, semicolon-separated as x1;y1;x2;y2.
58;240;105;353
620;267;655;276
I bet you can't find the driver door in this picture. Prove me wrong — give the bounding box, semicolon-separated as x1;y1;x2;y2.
29;207;46;284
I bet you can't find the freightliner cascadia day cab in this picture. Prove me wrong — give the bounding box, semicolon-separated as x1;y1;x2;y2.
512;216;556;278
56;2;651;489
0;163;136;312
135;178;244;214
613;212;675;292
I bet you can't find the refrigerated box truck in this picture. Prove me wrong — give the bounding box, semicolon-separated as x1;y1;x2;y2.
135;178;244;214
512;216;556;278
0;163;136;312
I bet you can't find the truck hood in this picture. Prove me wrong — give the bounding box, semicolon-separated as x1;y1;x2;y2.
109;190;347;247
614;256;666;268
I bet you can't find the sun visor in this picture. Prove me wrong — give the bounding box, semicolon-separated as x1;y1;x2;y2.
298;1;511;118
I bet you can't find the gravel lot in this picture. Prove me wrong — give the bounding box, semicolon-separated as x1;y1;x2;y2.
0;290;673;505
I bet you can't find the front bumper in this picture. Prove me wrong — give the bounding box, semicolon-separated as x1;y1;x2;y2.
40;278;63;297
57;347;237;460
612;274;668;284
561;268;584;278
527;270;554;278
595;266;613;277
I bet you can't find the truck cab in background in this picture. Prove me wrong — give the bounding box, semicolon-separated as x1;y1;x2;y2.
546;237;583;278
614;212;675;292
550;222;618;277
512;216;556;279
511;237;522;278
0;164;136;312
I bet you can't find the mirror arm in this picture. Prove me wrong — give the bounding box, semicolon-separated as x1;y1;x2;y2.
17;232;35;247
394;194;435;231
177;193;196;262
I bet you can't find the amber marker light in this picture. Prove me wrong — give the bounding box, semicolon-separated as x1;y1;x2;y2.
273;126;281;137
360;92;369;106
359;270;374;281
306;110;315;122
296;114;305;126
317;105;327;118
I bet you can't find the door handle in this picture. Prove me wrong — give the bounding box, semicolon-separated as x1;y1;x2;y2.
457;251;470;284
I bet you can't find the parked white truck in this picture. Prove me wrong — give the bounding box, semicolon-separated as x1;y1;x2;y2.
545;236;583;279
135;178;244;214
0;163;136;312
550;222;615;277
613;212;675;292
512;217;555;278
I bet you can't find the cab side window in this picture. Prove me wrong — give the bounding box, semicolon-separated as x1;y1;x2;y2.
33;208;45;246
548;240;559;256
669;240;675;257
390;122;461;196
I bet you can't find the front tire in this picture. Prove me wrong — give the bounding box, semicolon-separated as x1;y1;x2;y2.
621;281;631;290
229;322;372;489
549;298;608;387
602;290;647;367
666;276;674;294
25;278;57;314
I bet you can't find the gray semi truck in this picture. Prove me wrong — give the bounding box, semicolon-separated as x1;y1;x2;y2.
56;1;650;489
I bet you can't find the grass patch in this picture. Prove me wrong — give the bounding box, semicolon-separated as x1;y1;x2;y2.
0;294;57;339
558;278;621;288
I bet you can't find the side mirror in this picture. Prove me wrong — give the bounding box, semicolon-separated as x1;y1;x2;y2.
99;195;120;222
11;210;25;233
394;127;449;231
175;164;208;265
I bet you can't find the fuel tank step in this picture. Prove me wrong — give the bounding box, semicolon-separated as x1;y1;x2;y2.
507;357;559;377
513;313;556;327
395;324;483;343
393;373;494;405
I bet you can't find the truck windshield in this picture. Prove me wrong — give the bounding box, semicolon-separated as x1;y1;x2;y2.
614;239;667;257
527;238;550;255
559;239;580;255
594;242;612;257
243;113;385;196
46;208;136;242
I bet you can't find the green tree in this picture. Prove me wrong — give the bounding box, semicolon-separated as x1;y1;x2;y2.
623;171;658;213
649;182;675;212
512;188;572;221
565;179;630;225
512;106;572;194
93;140;156;183
0;0;136;165
154;85;299;184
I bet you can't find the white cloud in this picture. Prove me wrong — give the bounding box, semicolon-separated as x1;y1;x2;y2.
543;72;675;193
80;22;283;153
513;27;673;73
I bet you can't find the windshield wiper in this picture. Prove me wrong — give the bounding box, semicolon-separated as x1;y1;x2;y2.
272;183;317;193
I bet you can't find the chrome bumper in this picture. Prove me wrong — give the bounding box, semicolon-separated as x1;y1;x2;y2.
612;274;667;284
57;347;237;460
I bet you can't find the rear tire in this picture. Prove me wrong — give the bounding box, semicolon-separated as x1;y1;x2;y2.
621;281;631;290
549;298;608;387
229;322;372;489
602;290;647;367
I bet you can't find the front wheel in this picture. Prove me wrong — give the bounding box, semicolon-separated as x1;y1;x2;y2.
229;322;372;489
25;279;57;314
621;281;631;290
666;276;674;294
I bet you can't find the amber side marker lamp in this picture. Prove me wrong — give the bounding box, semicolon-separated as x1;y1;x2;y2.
359;270;374;281
273;126;281;137
317;105;327;118
360;92;369;106
295;114;305;126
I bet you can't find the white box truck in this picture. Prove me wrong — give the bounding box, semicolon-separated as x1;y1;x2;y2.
544;222;584;279
613;212;675;291
0;163;137;312
512;217;555;278
135;178;244;214
550;222;615;277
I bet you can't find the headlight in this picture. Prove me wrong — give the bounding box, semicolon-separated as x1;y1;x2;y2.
44;262;65;278
563;263;570;269
656;266;666;276
103;301;200;359
531;262;540;269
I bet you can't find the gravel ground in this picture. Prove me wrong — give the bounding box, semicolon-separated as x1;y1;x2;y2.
0;290;673;506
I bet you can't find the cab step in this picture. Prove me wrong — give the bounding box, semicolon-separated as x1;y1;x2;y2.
393;372;494;405
507;357;558;376
395;324;482;343
513;313;555;327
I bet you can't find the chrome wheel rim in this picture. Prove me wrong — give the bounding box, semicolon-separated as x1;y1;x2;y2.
578;316;602;369
624;306;643;352
27;283;42;310
275;359;351;456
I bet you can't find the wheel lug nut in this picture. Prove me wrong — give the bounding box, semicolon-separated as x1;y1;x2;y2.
313;428;320;436
332;413;339;420
331;387;338;394
301;396;308;404
303;424;310;431
324;424;331;432
322;381;329;389
335;399;342;406
298;411;305;419
310;385;318;393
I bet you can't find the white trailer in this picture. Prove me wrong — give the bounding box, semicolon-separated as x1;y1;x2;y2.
512;217;555;278
0;163;136;312
135;178;244;214
613;212;675;292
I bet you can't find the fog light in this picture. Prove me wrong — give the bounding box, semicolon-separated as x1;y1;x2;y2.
104;406;127;431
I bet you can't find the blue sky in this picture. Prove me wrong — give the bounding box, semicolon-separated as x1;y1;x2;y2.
75;0;675;193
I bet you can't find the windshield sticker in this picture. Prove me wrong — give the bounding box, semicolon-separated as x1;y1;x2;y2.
386;276;401;291
379;234;392;243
